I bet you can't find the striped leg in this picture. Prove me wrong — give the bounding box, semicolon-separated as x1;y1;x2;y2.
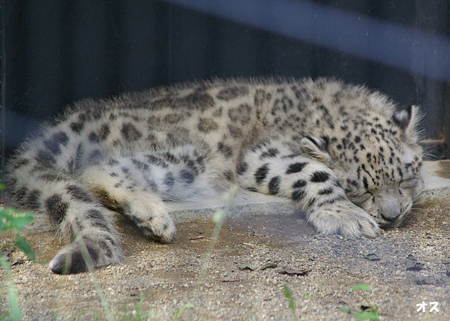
41;181;123;274
236;137;379;237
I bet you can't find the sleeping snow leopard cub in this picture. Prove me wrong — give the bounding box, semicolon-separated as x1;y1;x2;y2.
6;78;423;274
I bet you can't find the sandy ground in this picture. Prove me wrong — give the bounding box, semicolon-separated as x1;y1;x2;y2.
1;164;450;320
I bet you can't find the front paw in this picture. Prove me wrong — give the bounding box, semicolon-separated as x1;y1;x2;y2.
308;202;379;238
138;212;176;243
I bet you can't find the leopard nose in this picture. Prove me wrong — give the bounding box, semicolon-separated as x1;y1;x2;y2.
379;197;402;222
381;212;400;222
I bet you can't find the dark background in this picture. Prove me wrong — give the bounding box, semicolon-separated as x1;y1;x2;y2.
2;0;450;161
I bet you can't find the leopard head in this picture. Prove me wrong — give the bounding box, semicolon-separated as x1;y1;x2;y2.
302;105;423;227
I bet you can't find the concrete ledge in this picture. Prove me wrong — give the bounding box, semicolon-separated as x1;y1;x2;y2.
170;161;450;222
170;190;297;223
8;160;450;233
418;160;450;203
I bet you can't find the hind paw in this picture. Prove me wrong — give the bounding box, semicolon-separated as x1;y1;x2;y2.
49;248;90;274
49;233;123;274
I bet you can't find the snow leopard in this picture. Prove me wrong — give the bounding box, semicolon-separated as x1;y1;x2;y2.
6;78;423;274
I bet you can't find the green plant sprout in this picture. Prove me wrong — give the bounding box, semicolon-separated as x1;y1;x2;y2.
122;294;154;321
70;223;115;321
342;284;379;320
194;184;238;293
173;184;238;320
0;184;36;321
283;285;299;321
303;287;320;299
172;303;194;321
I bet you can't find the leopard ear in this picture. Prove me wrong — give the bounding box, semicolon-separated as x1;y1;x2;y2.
300;136;331;164
392;105;421;144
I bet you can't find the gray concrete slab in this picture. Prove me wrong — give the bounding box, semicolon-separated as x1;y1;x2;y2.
171;160;450;222
418;160;450;202
169;189;297;223
11;160;450;233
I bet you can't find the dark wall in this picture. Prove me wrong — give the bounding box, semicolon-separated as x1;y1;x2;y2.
4;0;450;157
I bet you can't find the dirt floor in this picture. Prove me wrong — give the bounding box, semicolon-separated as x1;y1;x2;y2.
1;196;449;321
1;163;450;320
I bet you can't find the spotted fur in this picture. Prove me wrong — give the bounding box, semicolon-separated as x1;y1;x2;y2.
6;78;423;274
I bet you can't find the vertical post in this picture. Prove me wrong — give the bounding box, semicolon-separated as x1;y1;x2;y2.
446;85;450;159
413;0;449;159
0;0;5;202
447;9;450;159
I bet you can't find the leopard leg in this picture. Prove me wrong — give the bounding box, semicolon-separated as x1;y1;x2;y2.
81;163;176;243
81;144;214;243
48;202;124;274
236;136;379;237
